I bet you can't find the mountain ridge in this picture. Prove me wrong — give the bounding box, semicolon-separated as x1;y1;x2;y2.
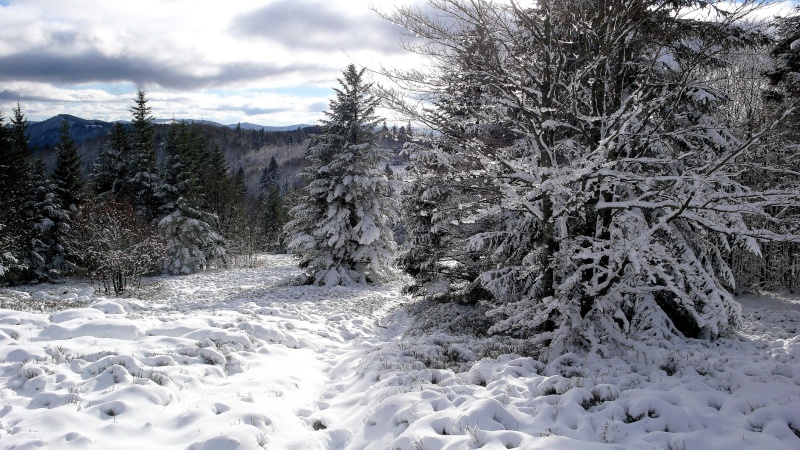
23;115;315;149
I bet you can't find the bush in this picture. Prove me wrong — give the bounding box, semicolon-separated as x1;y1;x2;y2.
69;198;164;295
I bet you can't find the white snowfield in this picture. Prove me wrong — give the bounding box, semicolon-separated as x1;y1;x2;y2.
0;255;797;449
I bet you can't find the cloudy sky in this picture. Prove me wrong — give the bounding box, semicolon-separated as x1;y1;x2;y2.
0;0;419;126
1;1;798;126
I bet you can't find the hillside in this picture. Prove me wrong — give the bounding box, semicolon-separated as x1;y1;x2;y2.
23;114;323;196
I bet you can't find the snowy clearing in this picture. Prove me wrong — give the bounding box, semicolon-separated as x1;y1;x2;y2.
0;255;798;449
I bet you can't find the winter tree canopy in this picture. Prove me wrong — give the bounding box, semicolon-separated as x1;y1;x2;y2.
382;0;800;359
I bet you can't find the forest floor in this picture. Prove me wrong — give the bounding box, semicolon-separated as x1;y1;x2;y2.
0;254;798;449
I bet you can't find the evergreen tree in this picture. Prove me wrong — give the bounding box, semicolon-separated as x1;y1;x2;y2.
126;89;160;220
766;7;800;100
234;167;247;199
53;118;84;210
158;122;227;274
10;102;30;156
160;198;226;274
159;122;193;212
385;0;799;359
94;122;128;196
0;106;34;283
29;159;71;278
285;64;396;285
258;156;287;250
262;186;287;252
259;156;280;191
0;111;25;281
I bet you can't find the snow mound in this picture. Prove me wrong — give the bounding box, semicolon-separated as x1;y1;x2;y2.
0;257;797;449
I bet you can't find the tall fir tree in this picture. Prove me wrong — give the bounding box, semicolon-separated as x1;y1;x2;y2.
158;122;226;274
29;159;71;278
285;64;396;285
259;157;280;191
0;105;35;283
259;156;286;250
94;122;129;196
53;118;84;210
10;102;30;157
126;89;160;220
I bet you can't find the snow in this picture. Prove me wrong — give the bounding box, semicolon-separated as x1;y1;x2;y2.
0;255;799;449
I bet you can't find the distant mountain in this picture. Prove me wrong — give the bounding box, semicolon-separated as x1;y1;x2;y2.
25;115;315;150
154;118;226;127
27;114;115;150
227;122;313;132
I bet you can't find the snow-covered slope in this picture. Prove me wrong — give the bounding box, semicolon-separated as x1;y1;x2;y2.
0;255;798;449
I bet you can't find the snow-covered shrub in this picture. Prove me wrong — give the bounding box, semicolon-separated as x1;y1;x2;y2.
384;0;800;360
159;198;226;275
69;198;164;295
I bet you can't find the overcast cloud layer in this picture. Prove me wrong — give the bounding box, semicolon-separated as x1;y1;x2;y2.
2;0;797;126
0;0;417;125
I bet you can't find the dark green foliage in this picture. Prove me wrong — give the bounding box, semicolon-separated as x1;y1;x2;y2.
10;102;30;157
259;156;280;191
0;106;35;284
158;121;229;274
53;118;84;209
29;159;71;278
261;186;287;252
126;89;161;220
94;122;129;196
258;156;287;251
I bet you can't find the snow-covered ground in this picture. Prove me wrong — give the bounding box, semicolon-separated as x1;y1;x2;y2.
0;255;798;449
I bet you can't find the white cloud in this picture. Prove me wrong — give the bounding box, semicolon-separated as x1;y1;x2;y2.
0;0;422;125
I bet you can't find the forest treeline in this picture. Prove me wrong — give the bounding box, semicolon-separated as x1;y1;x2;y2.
0;89;413;293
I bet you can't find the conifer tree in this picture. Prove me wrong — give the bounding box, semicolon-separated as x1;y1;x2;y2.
259;157;280;191
158;122;226;274
29;159;71;278
0;111;25;281
53;118;84;210
0;106;34;283
126;89;160;220
766;7;800;99
94;122;128;196
259;156;287;249
285;64;396;285
384;0;799;358
160;198;226;274
10;102;30;156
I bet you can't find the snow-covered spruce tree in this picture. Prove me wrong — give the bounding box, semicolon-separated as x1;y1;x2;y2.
160;197;225;274
0;104;36;284
53;118;84;210
93;122;129;197
395;22;514;302
125;89;161;221
158;122;226;274
0;109;28;282
29;159;71;279
382;0;800;359
285;64;396;286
